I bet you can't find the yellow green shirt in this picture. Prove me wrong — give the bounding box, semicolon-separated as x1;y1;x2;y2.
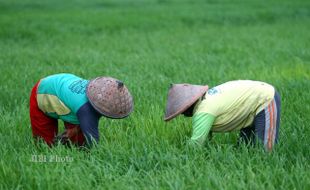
190;80;275;145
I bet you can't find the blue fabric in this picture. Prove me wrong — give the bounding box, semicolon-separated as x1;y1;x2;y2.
77;102;101;145
239;90;281;145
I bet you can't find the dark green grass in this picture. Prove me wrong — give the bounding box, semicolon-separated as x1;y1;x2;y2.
0;0;310;189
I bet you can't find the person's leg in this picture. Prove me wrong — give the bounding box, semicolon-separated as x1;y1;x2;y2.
254;91;281;151
29;81;58;145
63;122;85;146
274;91;281;143
238;125;255;146
253;109;265;146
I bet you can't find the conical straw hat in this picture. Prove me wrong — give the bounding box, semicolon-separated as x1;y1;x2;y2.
87;77;134;119
164;84;208;121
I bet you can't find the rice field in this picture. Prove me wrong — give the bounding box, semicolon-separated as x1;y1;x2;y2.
0;0;309;189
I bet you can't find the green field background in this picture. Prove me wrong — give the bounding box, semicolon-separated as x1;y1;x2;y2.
0;0;309;189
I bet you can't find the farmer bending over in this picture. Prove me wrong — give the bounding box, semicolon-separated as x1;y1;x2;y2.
29;73;133;147
164;80;281;151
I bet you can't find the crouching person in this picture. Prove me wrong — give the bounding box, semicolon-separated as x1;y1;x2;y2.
164;80;281;151
29;73;133;148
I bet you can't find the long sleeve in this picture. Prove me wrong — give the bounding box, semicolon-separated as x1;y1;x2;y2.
189;113;216;146
76;102;101;146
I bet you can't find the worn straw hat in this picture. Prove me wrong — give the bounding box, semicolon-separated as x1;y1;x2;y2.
164;83;208;121
87;77;133;119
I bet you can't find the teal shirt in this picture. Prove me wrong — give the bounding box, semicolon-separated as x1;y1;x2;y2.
37;73;89;124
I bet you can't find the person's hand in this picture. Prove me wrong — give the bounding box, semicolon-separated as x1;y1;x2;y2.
208;131;213;141
53;127;81;146
54;131;69;146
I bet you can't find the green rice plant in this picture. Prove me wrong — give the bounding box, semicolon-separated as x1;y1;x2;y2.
0;0;309;189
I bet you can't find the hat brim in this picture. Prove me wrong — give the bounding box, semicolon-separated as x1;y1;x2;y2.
86;78;133;119
164;85;208;121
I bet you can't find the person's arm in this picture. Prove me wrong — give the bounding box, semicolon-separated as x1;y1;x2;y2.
76;102;101;146
188;113;216;146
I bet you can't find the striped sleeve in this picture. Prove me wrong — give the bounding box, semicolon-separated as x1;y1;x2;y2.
189;113;216;146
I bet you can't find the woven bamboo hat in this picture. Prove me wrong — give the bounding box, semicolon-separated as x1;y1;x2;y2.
164;83;208;121
87;77;133;119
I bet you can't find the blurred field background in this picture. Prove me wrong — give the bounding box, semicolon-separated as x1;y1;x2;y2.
0;0;309;189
